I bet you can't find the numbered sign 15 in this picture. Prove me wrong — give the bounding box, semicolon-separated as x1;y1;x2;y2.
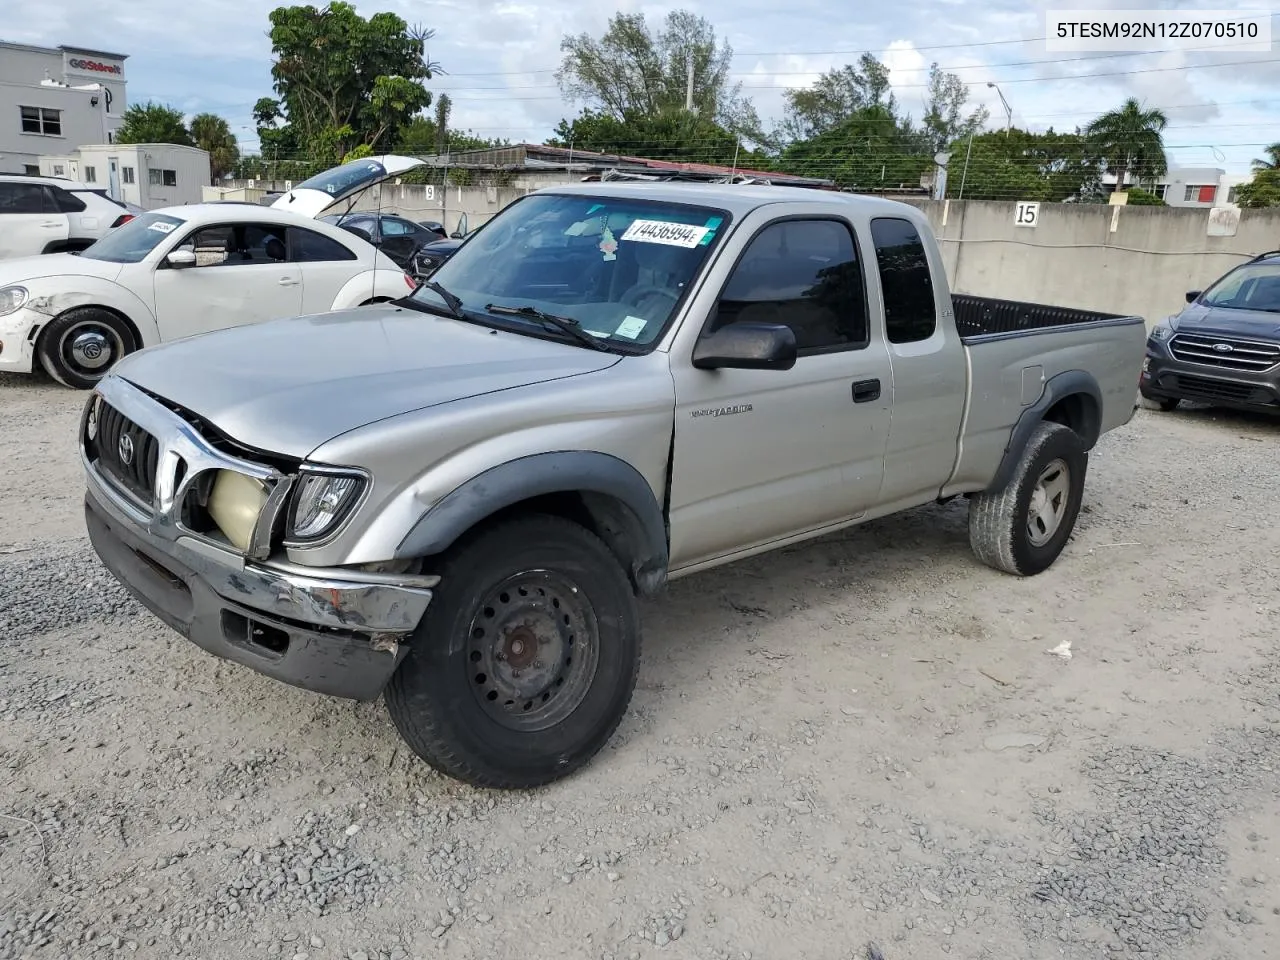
1014;201;1040;227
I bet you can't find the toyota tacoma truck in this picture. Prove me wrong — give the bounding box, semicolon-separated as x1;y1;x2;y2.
78;183;1146;789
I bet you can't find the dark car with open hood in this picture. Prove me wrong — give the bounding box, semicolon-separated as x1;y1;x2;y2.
1141;250;1280;416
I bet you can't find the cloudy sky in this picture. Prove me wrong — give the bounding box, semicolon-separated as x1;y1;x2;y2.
10;0;1279;174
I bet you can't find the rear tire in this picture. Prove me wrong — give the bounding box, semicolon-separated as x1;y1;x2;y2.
36;307;136;390
384;514;641;788
968;421;1088;577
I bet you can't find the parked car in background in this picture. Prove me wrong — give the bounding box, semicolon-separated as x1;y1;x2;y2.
79;182;1146;789
318;211;447;269
408;236;463;281
0;174;136;260
1141;250;1280;415
417;219;448;240
0;156;426;388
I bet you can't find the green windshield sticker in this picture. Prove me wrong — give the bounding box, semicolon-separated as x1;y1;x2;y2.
586;203;604;214
699;216;723;245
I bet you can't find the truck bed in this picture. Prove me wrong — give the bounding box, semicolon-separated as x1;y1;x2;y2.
952;294;1138;341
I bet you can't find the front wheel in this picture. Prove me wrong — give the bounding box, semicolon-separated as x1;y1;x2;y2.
384;514;641;788
967;421;1088;577
36;307;136;390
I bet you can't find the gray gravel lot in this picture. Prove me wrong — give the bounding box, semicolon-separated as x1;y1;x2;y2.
2;371;1279;960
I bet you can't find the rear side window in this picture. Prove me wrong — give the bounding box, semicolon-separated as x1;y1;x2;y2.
870;217;937;344
0;182;48;214
48;187;86;213
713;218;869;353
289;227;357;262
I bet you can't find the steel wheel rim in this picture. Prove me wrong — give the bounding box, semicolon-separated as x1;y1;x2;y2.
60;321;124;375
1027;458;1070;547
466;569;600;732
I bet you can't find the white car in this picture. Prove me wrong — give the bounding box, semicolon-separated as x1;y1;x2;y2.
0;156;425;389
0;175;138;259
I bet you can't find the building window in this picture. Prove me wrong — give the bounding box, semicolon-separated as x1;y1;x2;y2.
23;164;39;175
122;166;135;184
149;168;178;187
1184;184;1217;203
84;166;97;183
52;164;65;176
1150;184;1167;200
1227;186;1238;203
19;106;62;136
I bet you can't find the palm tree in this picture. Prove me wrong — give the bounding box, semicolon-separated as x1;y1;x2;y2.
190;113;241;185
1252;143;1280;172
1085;98;1168;195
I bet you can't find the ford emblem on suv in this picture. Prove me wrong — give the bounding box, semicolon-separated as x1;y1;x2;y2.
1212;343;1234;353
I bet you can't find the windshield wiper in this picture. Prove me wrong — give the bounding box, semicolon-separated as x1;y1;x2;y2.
484;303;611;351
421;280;466;319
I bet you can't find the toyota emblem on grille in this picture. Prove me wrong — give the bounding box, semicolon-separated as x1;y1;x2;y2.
1213;342;1234;353
118;433;135;466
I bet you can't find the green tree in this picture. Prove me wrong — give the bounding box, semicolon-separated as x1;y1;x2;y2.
1250;142;1280;173
949;128;1104;202
114;102;192;145
547;107;749;165
1235;169;1280;208
1123;187;1166;205
556;10;761;140
189;113;240;183
778;105;931;190
779;55;895;142
1085;97;1168;194
257;1;438;164
921;62;988;154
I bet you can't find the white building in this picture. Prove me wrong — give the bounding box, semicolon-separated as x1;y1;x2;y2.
38;143;211;208
0;40;127;175
1103;166;1251;208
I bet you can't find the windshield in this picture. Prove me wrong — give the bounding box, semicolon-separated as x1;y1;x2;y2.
1200;262;1280;313
294;159;388;198
407;193;729;348
80;211;185;263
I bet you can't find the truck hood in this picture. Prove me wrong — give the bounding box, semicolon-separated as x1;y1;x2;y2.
0;252;123;285
111;306;621;459
1175;301;1280;340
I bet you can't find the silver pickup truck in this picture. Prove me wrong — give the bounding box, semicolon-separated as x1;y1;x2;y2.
78;183;1146;788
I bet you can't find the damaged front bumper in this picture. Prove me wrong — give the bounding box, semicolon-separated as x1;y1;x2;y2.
82;377;436;701
0;306;41;374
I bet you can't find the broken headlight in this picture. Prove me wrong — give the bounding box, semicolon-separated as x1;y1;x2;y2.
0;286;29;317
284;467;367;544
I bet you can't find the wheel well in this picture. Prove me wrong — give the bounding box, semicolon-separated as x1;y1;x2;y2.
425;491;664;596
1043;392;1101;448
35;303;142;355
359;296;394;306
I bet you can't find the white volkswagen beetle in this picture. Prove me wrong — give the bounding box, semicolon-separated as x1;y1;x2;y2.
0;155;426;389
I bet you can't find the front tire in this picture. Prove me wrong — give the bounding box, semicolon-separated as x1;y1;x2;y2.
384;514;641;789
36;307;136;389
967;421;1088;577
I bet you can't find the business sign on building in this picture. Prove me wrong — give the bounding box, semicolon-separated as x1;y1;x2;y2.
65;55;124;77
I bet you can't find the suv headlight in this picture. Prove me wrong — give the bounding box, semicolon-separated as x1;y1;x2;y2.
1149;317;1178;341
285;467;367;544
0;286;29;317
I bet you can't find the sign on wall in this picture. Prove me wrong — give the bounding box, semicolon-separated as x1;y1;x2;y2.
1014;201;1040;227
1207;206;1240;237
425;184;435;200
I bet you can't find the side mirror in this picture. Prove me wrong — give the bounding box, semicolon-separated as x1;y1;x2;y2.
1185;290;1201;303
165;248;196;268
692;322;797;371
451;213;468;239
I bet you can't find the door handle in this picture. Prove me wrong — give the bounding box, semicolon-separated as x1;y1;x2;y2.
278;277;299;286
41;221;61;228
851;379;881;403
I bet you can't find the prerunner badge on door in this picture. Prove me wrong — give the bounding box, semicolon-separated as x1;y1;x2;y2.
620;219;710;248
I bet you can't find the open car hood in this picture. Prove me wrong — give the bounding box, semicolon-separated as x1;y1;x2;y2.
269;155;427;220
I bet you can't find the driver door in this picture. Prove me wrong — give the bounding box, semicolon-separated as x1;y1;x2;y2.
152;222;304;341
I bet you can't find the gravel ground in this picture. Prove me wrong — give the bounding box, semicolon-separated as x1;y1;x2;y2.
2;370;1279;960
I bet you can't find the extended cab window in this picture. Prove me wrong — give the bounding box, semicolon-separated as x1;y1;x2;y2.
711;218;868;353
870;217;937;343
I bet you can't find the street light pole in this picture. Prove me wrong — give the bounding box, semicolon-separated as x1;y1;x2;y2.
987;81;1012;135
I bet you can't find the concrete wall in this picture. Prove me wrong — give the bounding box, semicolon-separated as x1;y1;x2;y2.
900;199;1280;325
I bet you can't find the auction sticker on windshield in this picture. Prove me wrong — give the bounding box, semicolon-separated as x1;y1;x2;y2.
621;219;710;248
148;221;176;233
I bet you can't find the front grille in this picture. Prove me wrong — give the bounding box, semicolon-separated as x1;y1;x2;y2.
1169;333;1280;371
92;401;161;502
1166;374;1272;405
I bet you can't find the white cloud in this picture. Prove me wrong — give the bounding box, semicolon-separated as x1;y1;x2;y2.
2;0;1274;172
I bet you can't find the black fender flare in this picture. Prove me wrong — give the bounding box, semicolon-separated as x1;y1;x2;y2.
394;451;670;596
986;370;1102;494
